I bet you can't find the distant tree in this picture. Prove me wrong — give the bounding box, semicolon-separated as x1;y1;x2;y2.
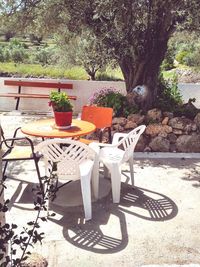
29;34;43;45
56;30;114;80
4;31;15;42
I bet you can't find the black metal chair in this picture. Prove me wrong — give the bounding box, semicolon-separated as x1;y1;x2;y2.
0;126;43;194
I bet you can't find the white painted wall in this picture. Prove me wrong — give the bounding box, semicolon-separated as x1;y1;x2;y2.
0;78;126;114
0;78;200;114
178;83;200;108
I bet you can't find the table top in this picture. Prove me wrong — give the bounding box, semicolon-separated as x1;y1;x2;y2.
21;118;96;138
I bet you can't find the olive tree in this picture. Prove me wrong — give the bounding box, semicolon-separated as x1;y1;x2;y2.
63;0;200;109
56;30;114;80
2;0;200;109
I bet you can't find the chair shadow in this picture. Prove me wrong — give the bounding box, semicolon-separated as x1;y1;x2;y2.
49;197;129;254
7;175;178;254
48;182;178;254
5;178;40;211
119;183;178;221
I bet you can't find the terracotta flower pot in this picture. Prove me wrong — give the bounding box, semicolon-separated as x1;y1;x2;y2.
54;111;72;126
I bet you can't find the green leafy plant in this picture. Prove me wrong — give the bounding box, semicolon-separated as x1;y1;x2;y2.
89;87;138;117
0;174;56;266
155;73;183;112
49;91;73;112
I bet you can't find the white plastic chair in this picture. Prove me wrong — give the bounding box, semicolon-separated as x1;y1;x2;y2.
35;138;98;221
92;125;146;203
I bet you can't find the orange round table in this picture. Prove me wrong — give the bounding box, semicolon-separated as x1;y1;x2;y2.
21;118;96;138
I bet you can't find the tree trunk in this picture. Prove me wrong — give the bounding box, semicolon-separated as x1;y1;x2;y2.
86;68;97;81
119;37;170;111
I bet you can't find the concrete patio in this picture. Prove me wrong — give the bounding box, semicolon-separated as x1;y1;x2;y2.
1;112;200;267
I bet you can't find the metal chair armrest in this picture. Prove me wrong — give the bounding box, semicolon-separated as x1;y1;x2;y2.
1;136;35;153
12;127;22;138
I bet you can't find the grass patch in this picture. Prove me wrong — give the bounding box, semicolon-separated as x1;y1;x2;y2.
0;62;88;80
162;69;177;80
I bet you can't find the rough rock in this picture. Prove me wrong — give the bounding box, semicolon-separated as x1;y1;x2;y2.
176;134;200;152
163;112;174;119
194;112;200;130
161;117;169;125
127;114;145;124
145;124;172;137
168;117;196;132
112;117;127;126
147;108;162;122
143;146;152;152
172;129;183;135
124;121;137;130
21;253;48;267
149;136;170;152
135;135;148;152
112;124;124;132
168;133;177;144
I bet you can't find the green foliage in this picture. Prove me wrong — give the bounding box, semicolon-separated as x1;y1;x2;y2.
0;38;29;63
89;87;138;117
182;46;200;67
96;72;123;81
175;50;189;64
155;74;183;112
161;47;175;71
49;91;73;112
33;46;57;65
11;46;28;63
56;30;114;80
155;74;199;119
0;62;88;79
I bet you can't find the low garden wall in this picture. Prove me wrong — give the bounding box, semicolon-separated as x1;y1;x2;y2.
0;77;200;114
111;108;200;153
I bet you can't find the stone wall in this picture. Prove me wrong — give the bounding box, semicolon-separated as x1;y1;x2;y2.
111;108;200;153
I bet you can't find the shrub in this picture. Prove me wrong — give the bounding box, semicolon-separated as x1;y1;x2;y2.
156;74;199;119
155;73;183;112
10;47;28;63
33;46;57;65
161;47;175;71
175;50;189;64
89;87;138;117
96;72;123;81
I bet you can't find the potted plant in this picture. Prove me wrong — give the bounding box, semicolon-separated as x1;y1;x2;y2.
49;91;73;127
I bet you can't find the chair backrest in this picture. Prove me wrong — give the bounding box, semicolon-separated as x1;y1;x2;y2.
35;138;96;180
117;125;146;162
81;106;113;129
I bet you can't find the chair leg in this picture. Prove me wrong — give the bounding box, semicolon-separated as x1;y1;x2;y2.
91;161;100;200
108;127;112;144
110;163;121;203
2;161;9;180
80;174;92;221
128;156;134;187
